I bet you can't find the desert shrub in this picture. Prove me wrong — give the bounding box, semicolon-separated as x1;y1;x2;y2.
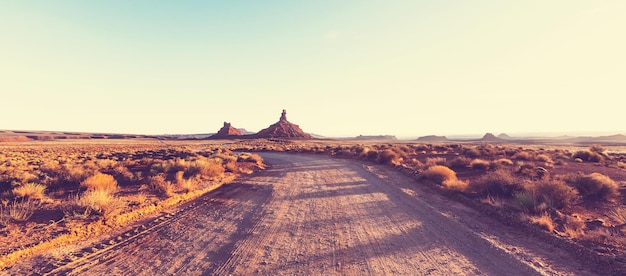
425;157;447;167
470;169;522;197
148;175;175;197
8;198;38;221
462;147;481;158
12;183;46;199
443;178;468;192
377;149;401;165
526;179;579;209
495;158;514;166
572;150;603;163
78;190;125;218
188;159;225;179
535;154;553;164
81;173;118;193
469;159;490;170
448;156;471;168
565;173;620;202
512;151;533;161
515;191;542;214
178;178;197;194
530;213;555;232
422;165;456;184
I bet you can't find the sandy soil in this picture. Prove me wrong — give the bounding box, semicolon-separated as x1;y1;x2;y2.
5;153;612;275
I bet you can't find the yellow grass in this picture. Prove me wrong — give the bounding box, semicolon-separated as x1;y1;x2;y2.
12;183;46;199
81;172;118;193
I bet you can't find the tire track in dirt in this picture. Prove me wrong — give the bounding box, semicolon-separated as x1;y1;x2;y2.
5;152;605;275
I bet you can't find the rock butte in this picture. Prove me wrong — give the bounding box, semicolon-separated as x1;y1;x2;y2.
209;110;312;140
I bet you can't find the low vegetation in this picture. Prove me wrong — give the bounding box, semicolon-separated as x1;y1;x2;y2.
0;142;265;268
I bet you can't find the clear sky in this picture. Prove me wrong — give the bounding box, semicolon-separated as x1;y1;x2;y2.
1;1;624;138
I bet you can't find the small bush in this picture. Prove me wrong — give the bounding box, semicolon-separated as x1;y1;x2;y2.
512;151;533;161
425;157;447;167
526;179;579;209
530;213;555;232
148;175;175;197
78;190;125;218
448;156;471;168
377;149;401;165
515;191;541;214
443;178;468;192
572;150;603;163
469;159;490;170
471;169;522;197
535;154;553;163
81;173;118;193
178;178;197;194
189;159;225;179
495;158;514;166
566;173;620;202
463;147;481;158
422;165;456;184
12;183;46;199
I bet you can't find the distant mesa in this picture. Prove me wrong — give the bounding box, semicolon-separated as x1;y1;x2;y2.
210;122;243;139
254;109;312;139
416;135;449;142
355;135;397;141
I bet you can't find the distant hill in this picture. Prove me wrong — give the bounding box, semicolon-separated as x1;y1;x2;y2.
416;135;449;142
354;135;397;141
497;133;512;139
479;133;504;142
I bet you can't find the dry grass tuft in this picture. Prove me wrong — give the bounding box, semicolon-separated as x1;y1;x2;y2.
78;190;126;218
8;198;38;222
422;165;457;184
189;159;225;179
178;178;197;194
148;175;175;197
12;183;47;199
530;213;555;232
610;207;626;225
81;173;118;193
443;178;468;192
469;159;490;170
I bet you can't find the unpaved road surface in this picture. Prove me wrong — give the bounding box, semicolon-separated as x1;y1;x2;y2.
6;153;608;275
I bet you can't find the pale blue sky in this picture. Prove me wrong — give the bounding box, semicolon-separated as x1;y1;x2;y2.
1;1;624;137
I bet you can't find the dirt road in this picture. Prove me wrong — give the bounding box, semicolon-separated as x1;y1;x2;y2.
6;153;605;275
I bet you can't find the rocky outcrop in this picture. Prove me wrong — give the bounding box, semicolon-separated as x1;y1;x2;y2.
254;110;312;139
210;122;243;139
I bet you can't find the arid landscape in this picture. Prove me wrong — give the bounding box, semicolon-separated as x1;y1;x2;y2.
1;131;626;274
3;1;625;275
